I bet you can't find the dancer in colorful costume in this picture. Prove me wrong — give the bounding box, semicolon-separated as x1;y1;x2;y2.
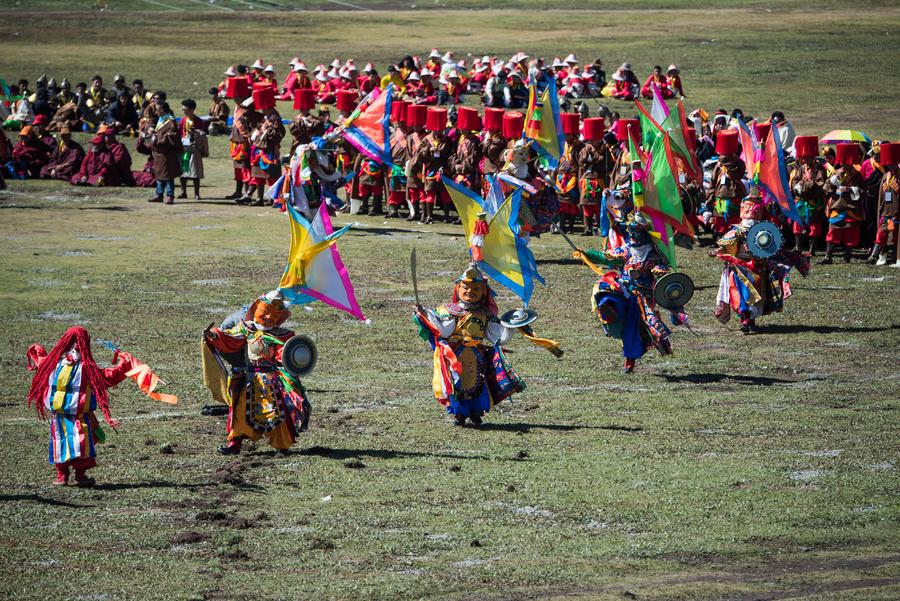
413;264;556;426
572;213;682;373
203;291;311;455
711;189;810;333
26;327;132;486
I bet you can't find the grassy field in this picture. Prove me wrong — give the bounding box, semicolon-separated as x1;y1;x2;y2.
1;4;900;601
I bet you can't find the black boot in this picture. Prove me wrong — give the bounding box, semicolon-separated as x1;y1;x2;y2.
817;243;835;264
843;246;852;263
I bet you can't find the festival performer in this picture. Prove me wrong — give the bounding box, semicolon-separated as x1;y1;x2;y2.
572;213;681;373
203;291;311;455
449;106;483;194
868;142;899;266
354;150;386;216
38;125;84;181
554;112;583;234
412;264;533;426
26;327;133;487
386;99;410;219
404;103;428;222
706;130;746;236
710;188;810;332
416;107;451;223
247;107;286;206
288;89;323;153
789;135;828;255
819;143;865;264
480;107;506;197
577;117;613;235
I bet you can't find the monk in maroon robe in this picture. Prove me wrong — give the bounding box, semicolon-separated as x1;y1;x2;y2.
11;126;53;178
99;126;135;186
70;135;118;186
39;126;85;181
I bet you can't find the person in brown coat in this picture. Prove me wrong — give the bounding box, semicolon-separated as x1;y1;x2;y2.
245;107;285;206
227;97;261;202
145;100;182;204
868;141;900;266
577;117;614;236
207;87;230;136
820;143;865;264
39;126;84;181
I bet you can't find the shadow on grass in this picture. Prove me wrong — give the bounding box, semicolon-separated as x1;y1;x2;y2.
77;205;131;212
176;200;246;206
293;445;489;461
477;422;640;433
659;373;796;386
93;480;220;492
0;493;94;508
758;323;899;335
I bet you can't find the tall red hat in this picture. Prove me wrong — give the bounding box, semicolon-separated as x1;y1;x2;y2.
794;135;819;159
560;112;580;136
754;122;772;143
336;89;357;113
252;87;276;111
583;117;605;141
880;142;900;166
502;111;525;140
457;106;481;132
226;77;250;100
426;107;448;132
390;99;408;124
715;130;739;156
293;88;315;112
835;142;861;166
615;118;640;143
406;103;427;128
483;107;504;133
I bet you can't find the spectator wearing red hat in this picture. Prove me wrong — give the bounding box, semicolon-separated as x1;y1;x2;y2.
789;135;828;255
70;134;116;187
706;130;747;235
555;112;583;234
577;117;613;235
640;66;668;99
868;142;900;266
819;143;865;263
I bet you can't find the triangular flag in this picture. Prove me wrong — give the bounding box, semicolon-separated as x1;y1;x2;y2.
443;176;544;306
523;78;565;168
650;83;670;125
279;203;366;320
731;117;760;178
341;85;392;166
758;120;802;225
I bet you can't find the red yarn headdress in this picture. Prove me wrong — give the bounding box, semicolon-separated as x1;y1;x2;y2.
27;326;118;428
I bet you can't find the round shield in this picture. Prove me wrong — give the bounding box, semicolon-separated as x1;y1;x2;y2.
747;221;783;259
500;307;539;329
653;272;695;310
281;335;317;377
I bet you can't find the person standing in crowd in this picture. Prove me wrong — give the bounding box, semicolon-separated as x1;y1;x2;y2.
789;135;828;255
868;142;899;266
207;87;230;136
819;143;864;264
146;96;182;205
178;99;208;200
246;107;285;206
